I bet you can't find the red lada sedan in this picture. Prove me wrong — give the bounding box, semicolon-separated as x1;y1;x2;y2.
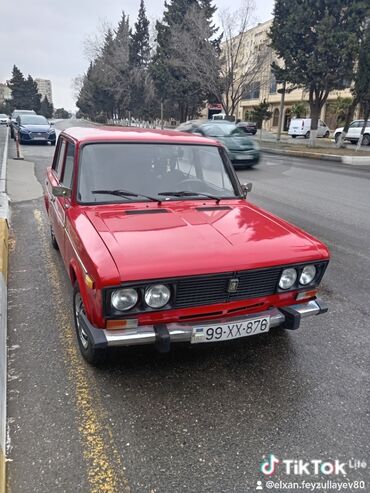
45;127;329;365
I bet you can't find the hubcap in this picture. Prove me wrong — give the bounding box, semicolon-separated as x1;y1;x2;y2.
75;293;89;349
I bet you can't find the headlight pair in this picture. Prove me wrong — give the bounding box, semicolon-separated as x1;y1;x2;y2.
111;284;171;311
279;265;317;290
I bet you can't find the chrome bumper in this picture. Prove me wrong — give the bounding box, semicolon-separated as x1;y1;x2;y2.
80;299;328;349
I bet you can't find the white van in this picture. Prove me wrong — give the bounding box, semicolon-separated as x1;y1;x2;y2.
288;118;330;139
212;113;228;121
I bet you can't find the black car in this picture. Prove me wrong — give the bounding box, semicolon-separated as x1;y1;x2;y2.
236;121;257;135
14;114;56;145
176;120;260;168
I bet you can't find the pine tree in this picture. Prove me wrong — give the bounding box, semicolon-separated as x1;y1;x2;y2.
130;0;150;68
151;0;218;121
7;65;27;109
40;96;54;119
24;75;41;112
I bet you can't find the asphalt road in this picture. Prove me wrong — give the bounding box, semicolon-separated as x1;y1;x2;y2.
6;120;370;493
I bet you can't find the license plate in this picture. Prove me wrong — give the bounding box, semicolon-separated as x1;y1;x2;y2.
191;316;270;344
235;153;253;160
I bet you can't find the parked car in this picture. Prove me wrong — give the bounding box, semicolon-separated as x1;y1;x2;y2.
0;114;8;125
44;126;329;365
14;114;56;145
334;120;370;146
9;109;36;138
211;113;235;121
288;118;330;139
176;121;260;168
236;121;257;135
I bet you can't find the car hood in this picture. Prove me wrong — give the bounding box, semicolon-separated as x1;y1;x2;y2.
20;124;51;132
216;136;254;151
83;201;328;282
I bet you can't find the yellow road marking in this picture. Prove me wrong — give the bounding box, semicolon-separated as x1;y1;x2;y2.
33;209;130;493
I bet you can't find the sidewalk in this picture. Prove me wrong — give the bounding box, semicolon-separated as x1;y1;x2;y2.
256;131;370;165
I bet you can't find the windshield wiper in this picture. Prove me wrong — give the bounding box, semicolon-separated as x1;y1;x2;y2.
158;191;222;203
91;189;160;203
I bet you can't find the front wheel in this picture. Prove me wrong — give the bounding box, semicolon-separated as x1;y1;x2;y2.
305;131;310;139
50;226;59;250
324;131;329;138
73;284;107;365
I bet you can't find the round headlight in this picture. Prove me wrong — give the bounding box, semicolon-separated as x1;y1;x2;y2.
279;268;297;290
299;265;316;285
111;288;138;311
144;284;171;308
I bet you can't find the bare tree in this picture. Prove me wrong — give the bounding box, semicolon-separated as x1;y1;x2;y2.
169;0;270;118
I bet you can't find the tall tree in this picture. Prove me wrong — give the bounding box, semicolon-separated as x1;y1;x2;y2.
354;23;370;148
168;0;269;119
40;96;54;119
151;0;217;122
269;0;368;146
24;75;41;112
130;0;150;68
7;65;27;109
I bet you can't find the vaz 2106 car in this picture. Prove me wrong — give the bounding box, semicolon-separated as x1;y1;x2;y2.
45;127;329;365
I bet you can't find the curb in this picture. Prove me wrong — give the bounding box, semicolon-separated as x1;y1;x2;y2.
261;146;342;162
261;146;370;165
0;126;9;493
0;218;8;493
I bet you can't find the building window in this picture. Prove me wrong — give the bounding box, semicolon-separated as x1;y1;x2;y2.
272;108;279;126
243;81;260;100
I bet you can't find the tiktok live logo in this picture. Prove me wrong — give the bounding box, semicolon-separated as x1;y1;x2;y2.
260;454;367;477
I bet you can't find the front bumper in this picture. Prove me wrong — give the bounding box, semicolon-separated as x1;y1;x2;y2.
80;299;328;350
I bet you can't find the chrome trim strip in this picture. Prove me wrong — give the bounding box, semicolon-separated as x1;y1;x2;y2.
103;300;322;347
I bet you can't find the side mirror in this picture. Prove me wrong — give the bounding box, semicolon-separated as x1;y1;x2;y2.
50;121;54;125
241;182;253;198
52;185;71;198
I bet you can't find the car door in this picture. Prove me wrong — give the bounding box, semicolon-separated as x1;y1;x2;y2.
47;138;67;252
347;121;362;140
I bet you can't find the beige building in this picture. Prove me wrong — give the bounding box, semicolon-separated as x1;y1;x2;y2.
35;78;53;105
229;19;358;131
0;83;11;106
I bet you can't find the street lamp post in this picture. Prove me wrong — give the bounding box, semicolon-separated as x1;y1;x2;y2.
276;81;286;142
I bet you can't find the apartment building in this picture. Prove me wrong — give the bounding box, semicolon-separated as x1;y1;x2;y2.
35;78;53;106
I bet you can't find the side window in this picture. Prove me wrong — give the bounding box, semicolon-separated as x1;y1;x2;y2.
52;139;66;180
61;142;75;189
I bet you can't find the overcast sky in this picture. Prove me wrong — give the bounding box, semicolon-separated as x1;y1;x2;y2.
0;0;275;111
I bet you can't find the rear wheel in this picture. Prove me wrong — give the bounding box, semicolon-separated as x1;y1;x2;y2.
305;131;310;139
73;284;107;365
324;131;330;138
362;134;370;146
335;133;341;144
291;135;297;139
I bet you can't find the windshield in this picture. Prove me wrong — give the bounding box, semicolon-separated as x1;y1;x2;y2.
202;123;245;137
20;115;49;125
78;143;238;204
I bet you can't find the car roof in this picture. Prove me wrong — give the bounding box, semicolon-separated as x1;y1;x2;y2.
12;109;36;115
61;126;222;146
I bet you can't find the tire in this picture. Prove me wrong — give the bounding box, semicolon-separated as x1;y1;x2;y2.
335;133;341;144
291;135;297;139
73;283;107;365
362;134;370;146
305;131;310;139
50;226;59;250
324;131;329;138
